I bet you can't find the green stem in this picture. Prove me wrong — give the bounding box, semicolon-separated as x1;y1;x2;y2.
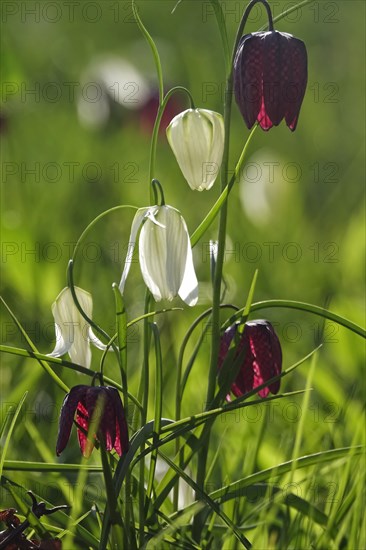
236;0;274;42
0;297;69;393
193;1;274;539
138;290;151;545
137;0;195;201
208;0;230;72
173;304;237;510
112;285;133;545
145;323;163;515
248;300;366;339
260;0;314;31
132;0;163;105
67;261;118;374
190;125;257;248
193;34;235;546
151;178;166;206
71;205;137;263
99;442;124;545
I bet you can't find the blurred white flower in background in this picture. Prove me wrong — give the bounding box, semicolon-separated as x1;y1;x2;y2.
77;57;150;129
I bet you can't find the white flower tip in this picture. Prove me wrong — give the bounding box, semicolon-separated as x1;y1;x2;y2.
179;284;199;307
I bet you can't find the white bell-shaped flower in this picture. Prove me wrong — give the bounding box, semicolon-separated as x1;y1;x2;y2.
166;108;225;191
119;205;198;306
48;287;106;368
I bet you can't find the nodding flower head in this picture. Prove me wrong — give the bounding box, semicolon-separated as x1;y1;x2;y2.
166;108;225;191
218;319;282;399
234;31;307;131
56;385;129;458
119;205;198;306
48;287;107;369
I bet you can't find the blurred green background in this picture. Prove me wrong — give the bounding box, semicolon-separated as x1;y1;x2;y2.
1;0;365;531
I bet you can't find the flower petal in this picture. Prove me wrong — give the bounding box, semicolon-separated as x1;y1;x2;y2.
108;387;129;456
76;401;90;456
178;219;198;306
139;206;188;301
69;327;91;369
263;31;288;126
48;322;70;358
100;394;116;452
49;288;75;358
234;34;264;129
56;385;87;456
285;37;308;131
234;30;307;132
88;327;109;351
246;320;282;396
49;287;93;368
119;207;149;294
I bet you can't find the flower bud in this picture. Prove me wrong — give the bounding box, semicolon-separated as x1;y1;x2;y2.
234;31;307;131
166;108;225;191
218;319;282;398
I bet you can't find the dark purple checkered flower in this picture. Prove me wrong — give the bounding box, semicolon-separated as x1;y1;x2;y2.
56;385;129;458
234;31;307;131
218;320;282;398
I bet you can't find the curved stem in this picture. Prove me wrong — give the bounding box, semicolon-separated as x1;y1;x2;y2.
132;0;164;204
0;344;144;412
235;0;274;48
67;261;117;363
71;205;137;263
151;178;165;206
259;0;314;31
247;300;365;339
132;0;163;104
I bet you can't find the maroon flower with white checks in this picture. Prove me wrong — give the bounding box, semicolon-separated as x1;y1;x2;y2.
234;31;307;131
218;320;282;399
56;385;129;458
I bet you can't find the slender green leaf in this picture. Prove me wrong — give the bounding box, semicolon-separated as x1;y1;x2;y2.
0;392;28;477
3;460;102;472
248;300;365;338
0;298;69;392
158;450;252;549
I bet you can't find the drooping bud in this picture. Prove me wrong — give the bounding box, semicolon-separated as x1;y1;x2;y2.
166;108;225;190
